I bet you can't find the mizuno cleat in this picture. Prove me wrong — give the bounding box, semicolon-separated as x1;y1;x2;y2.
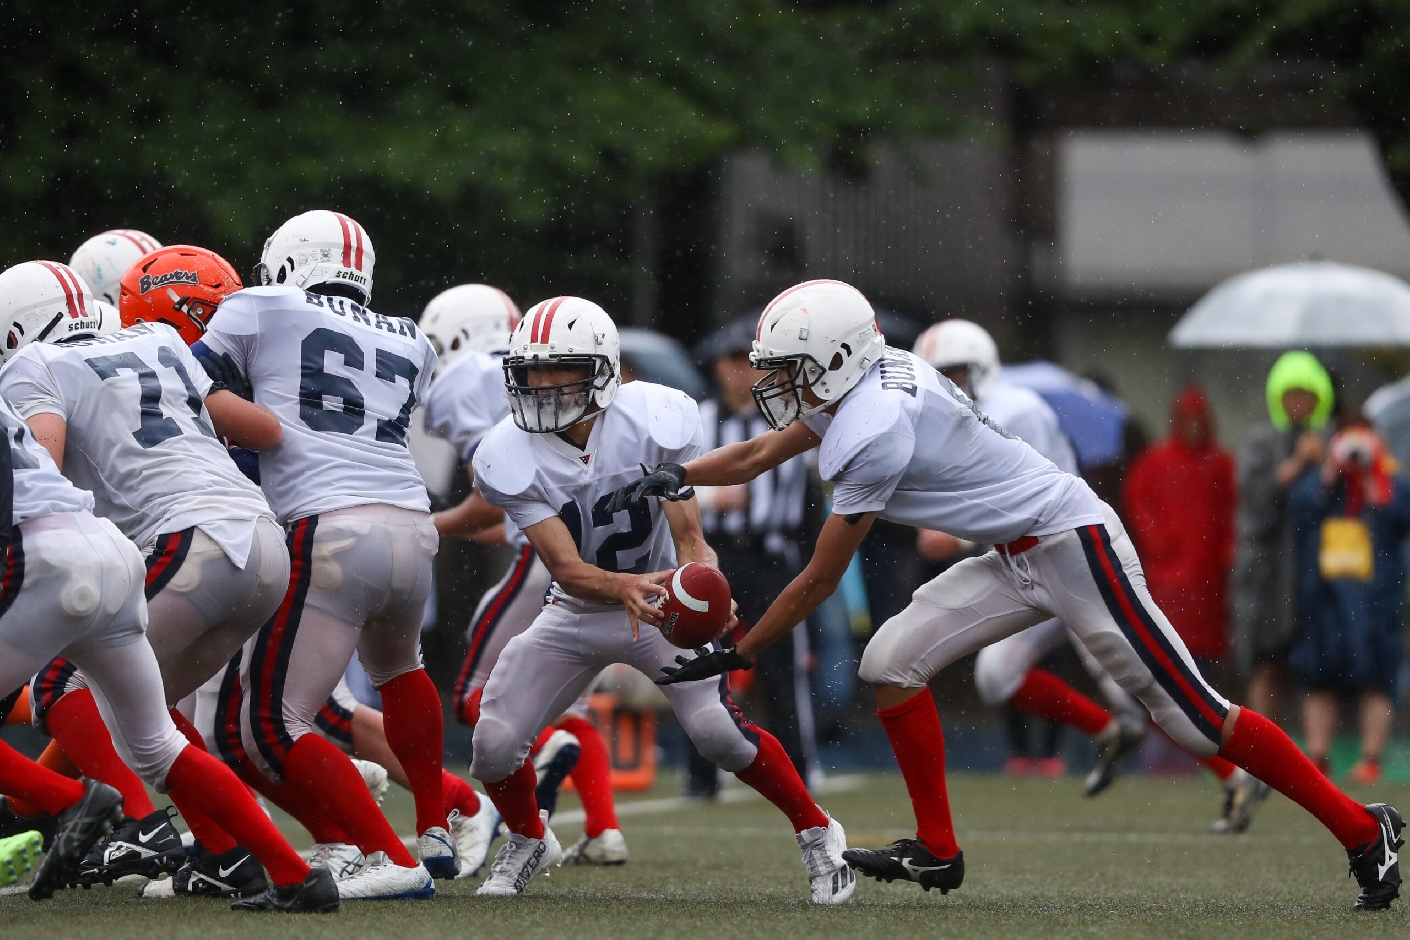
418;825;458;880
1350;803;1403;911
450;797;500;878
335;851;435;900
562;828;628;866
843;839;964;894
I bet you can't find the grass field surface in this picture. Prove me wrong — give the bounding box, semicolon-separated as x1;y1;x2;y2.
4;771;1407;939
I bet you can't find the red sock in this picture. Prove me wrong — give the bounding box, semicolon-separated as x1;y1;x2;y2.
734;727;827;833
485;760;543;839
8;741;82;817
165;746;310;886
1219;708;1377;850
46;690;157;818
1201;754;1239;783
441;770;481;817
282;733;415;865
0;739;84;815
235;757;351;845
378;669;448;835
556;716;618;837
878;689;959;858
158;708;238;853
1009;669;1112;737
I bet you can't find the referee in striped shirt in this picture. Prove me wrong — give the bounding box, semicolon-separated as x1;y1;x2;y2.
683;317;822;795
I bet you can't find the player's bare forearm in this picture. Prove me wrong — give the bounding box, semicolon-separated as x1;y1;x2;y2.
736;510;875;659
682;421;821;486
663;497;717;568
433;488;505;540
522;515;667;634
207;390;281;449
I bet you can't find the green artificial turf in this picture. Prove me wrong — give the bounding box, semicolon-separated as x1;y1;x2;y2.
4;771;1407;939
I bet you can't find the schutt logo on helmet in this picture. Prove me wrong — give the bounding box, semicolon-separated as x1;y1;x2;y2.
138;269;200;294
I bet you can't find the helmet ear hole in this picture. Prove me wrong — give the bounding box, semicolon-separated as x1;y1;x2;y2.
829;352;845;371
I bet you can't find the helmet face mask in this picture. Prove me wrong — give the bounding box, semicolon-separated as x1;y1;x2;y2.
750;353;829;431
504;354;614;433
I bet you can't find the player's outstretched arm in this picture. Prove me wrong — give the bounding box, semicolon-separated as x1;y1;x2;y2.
206;390;282;449
609;421;821;509
433;487;505;540
658;510;876;685
522;515;670;640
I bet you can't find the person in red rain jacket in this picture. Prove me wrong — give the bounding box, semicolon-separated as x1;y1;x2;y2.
1122;387;1237;661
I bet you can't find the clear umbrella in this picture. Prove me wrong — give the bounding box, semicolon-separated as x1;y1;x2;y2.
1169;261;1410;348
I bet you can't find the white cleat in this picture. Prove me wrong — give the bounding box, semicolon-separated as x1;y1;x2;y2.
307;842;366;882
797;815;856;905
351;758;391;804
335;851;435;900
418;825;458;880
476;810;562;897
451;796;500;879
561;828;628;865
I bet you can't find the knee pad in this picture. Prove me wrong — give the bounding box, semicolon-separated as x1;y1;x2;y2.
469;716;530;784
973;647;1023;706
858;639;916;687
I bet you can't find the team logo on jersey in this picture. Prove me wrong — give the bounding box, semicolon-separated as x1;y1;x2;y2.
579;454;592;465
138;269;199;294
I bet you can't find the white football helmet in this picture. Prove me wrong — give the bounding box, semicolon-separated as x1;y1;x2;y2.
421;284;521;364
94;300;122;335
913;319;1000;400
0;261;103;364
69;229;163;306
255;210;374;304
750;279;885;430
503;296;620;433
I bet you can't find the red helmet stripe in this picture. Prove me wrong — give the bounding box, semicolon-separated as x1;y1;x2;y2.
36;261;80;319
348;217;366;271
112;230;155;255
538;296;567;343
332;212;354;268
63;265;91;318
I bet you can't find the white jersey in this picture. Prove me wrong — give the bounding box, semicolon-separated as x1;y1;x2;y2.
0;323;274;565
199;287;437;524
803;348;1104;545
0;396;93;526
979;383;1078;475
423;349;530;548
423;350;508;461
474;381;704;610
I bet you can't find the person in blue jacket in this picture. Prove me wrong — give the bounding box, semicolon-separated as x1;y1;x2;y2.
1289;420;1410;783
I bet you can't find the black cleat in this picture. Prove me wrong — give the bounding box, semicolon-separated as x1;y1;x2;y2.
76;806;186;885
1211;774;1270;834
28;779;123;900
1084;717;1146;797
842;840;964;894
0;796;56;849
532;730;581;820
231;867;339;913
1349;803;1403;911
147;843;270;899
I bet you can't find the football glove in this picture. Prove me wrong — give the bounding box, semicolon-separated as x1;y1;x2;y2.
656;646;752;686
606;462;689;514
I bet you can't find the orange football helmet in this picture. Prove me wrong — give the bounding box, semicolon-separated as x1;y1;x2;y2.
119;245;242;344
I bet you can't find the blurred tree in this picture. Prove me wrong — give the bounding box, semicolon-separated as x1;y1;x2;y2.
1;1;1404;334
0;1;957;325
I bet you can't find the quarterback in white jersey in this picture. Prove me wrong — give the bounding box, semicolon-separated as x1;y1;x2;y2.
193;210;454;902
0;259;334;912
466;296;854;904
615;279;1403;910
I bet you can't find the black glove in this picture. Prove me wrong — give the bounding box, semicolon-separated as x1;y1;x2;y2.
656;646;753;686
606;462;689;514
193;345;254;401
